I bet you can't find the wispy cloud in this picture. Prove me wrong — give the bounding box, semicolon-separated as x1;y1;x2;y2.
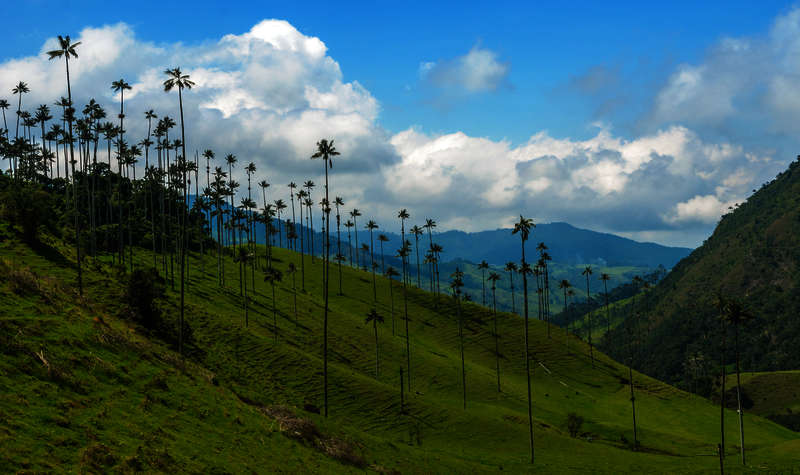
420;45;510;93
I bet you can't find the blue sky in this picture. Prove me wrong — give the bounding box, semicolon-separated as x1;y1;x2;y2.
2;1;799;247
5;0;792;142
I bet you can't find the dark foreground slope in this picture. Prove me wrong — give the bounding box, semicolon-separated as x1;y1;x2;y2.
0;222;797;473
603;158;800;391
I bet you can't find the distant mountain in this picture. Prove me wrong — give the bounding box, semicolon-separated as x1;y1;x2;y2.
412;223;691;268
603;158;800;394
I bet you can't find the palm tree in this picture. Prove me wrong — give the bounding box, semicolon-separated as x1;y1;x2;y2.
344;219;354;267
378;234;389;273
600;273;611;336
365;309;385;378
0;99;9;139
410;225;424;288
478;260;489;306
303;180;315;259
424;218;436;291
274;199;287;248
559;279;572;342
366;220;379;303
164;67;195;358
12;81;30;140
350;209;361;268
311;138;338;418
334;197;345;295
488;271;502;392
297;189;307;290
512;215;535;464
234;246;252;327
45;38;82;295
582;265;595;368
259;180;270;261
397;242;412;390
287;262;298;326
505;262;518;314
385;266;400;336
397;209;410;280
288;182;297;250
722;297;754;465
450;267;467;409
264;266;283;343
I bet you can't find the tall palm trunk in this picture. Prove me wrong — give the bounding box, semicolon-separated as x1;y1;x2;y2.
322;162;331;418
735;323;745;465
402;251;411;391
64;54;82;295
298;200;305;291
520;242;534;464
177;85;188;358
493;285;500;392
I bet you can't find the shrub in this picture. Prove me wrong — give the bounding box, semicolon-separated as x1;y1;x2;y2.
566;412;584;437
125;267;165;329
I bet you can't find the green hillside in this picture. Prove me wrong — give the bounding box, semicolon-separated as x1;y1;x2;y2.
602;158;800;394
2;220;798;473
724;371;800;432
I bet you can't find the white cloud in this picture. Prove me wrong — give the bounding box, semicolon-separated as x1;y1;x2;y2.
421;45;509;93
0;19;781;247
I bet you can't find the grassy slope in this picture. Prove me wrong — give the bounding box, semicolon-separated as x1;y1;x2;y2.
725;371;800;431
1;225;798;473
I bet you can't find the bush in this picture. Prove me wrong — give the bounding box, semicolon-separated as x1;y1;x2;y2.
125;267;165;329
566;412;584;437
0;184;53;242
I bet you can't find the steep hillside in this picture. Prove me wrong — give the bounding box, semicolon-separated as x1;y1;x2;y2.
1;221;798;473
724;371;800;432
603;158;800;393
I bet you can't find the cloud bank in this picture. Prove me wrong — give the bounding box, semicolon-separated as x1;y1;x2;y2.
1;15;794;248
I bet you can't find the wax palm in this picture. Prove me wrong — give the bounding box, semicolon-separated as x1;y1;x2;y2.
600;273;611;336
581;265;595;367
350;209;362;268
311;138;339;417
478;260;489;306
264;267;283;343
366;220;379;303
488;271;502;392
234;246;252;327
334;196;345;294
450;267;468;409
0;99;9;138
511;214;535;464
45;38;83;294
378;234;389;273
365;309;385;377
12;81;31;141
397;242;412;389
384;266;400;335
721;298;754;465
410;225;424;287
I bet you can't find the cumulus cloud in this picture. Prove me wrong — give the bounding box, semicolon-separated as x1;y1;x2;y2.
0;20;395;185
420;45;509;93
651;7;800;136
0;19;786;248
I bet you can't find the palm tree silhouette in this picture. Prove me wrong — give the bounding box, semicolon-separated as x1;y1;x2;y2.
398;209;410;282
234;246;252;327
488;271;502;392
311;138;338;418
350;209;361;268
45;38;82;295
264;266;283;344
334;197;345;295
286;262;298;326
164;67;194;358
378;234;389;273
303;180;315;260
397;242;412;390
288;182;297;250
512;215;535;464
344;219;354;267
365;309;385;378
366;220;379;303
600;273;611;336
478;260;489;306
410;225;424;288
450;267;467;409
384;266;400;335
505;262;518;314
582;265;595;367
0;99;9;139
721;297;754;465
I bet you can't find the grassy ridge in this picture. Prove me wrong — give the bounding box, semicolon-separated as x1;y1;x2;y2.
1;224;798;473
